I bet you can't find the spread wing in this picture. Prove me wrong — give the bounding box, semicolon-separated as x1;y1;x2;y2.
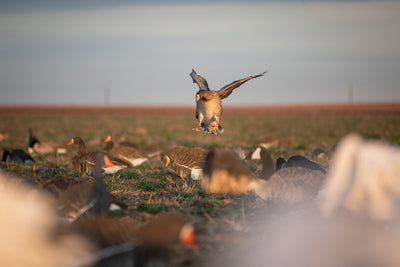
218;71;267;100
190;69;210;91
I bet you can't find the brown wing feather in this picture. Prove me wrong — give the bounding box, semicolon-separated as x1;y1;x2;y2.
190;69;210;91
218;71;267;100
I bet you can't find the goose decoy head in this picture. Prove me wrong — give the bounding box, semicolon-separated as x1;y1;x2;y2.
28;128;39;148
275;157;287;170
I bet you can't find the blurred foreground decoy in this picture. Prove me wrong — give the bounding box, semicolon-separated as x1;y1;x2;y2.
209;202;400;267
67;137;129;175
163;146;208;180
276;155;326;174
208;135;400;267
2;149;35;164
202;149;259;194
190;69;266;134
203;148;325;203
73;213;197;266
28;128;66;154
104;135;148;167
320;133;400;221
0;171;95;267
0;171;197;267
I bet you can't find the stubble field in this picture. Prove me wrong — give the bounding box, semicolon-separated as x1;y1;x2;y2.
1;103;400;266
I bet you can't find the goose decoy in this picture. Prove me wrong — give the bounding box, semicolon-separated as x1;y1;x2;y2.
73;213;197;266
67;137;129;175
0;172;94;267
255;166;326;203
104;135;148;167
203;149;325;203
202;149;259;194
28;128;66;154
2;149;35;164
276;155;326;174
163;146;208;180
190;69;266;134
55;152;114;221
140;144;165;161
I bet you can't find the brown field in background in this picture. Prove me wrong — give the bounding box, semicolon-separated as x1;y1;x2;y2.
1;102;400;115
1;102;400;266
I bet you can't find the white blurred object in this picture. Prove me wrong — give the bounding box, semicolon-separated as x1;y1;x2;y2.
320;133;400;221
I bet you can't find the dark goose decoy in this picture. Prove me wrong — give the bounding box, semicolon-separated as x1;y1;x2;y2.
2;149;35;164
190;69;266;134
276;155;326;174
163;146;208;180
67;137;129;175
28;128;66;154
104;135;149;167
245;146;274;179
202;148;325;203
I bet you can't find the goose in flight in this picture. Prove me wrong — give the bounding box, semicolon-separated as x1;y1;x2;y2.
190;69;266;134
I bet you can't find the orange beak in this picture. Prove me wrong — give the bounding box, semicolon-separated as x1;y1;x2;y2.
0;134;4;140
105;136;111;142
104;155;115;167
67;139;74;145
164;156;170;167
180;224;198;249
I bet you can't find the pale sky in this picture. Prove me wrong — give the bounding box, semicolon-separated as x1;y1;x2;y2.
0;0;399;105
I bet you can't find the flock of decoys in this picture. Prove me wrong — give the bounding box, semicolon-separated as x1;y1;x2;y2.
1;70;400;266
